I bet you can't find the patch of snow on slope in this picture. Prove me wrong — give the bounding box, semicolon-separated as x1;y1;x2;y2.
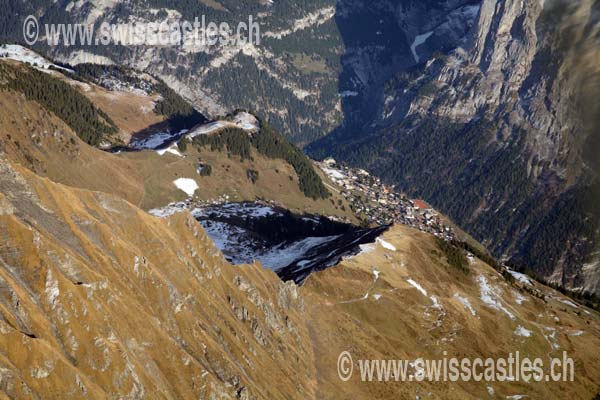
377;238;396;251
410;31;434;63
156;146;182;157
430;296;441;309
506;269;533;286
478;275;516;320
372;294;382;300
543;327;560;350
45;269;60;310
428;295;446;328
258;235;341;271
187;113;259;139
200;221;248;259
131;129;188;150
454;293;477;316
0;44;73;72
187;121;225;138
199;212;346;271
173;178;198;197
513;291;526;305
514;326;532;337
149;202;188;218
554;297;579;309
407;279;428;297
359;243;375;254
194;203;276;219
344;242;375;261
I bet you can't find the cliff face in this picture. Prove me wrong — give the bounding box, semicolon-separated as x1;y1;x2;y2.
311;0;600;294
329;0;482;134
0;0;484;145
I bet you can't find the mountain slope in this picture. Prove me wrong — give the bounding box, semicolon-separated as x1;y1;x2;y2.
0;1;483;145
0;158;313;399
0;157;598;398
0;57;353;218
309;0;600;294
302;226;600;399
15;0;596;294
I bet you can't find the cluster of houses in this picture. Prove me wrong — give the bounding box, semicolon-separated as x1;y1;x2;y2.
318;158;455;241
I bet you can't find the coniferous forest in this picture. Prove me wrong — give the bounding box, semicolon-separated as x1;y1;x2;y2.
192;119;330;200
0;62;117;146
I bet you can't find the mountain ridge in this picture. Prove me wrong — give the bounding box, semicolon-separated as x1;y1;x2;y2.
0;155;598;399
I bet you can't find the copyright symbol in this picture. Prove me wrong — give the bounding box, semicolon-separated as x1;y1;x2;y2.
338;351;353;382
23;15;39;46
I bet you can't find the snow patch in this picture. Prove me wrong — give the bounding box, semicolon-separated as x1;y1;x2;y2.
358;243;375;254
186;113;259;139
187;121;225;138
410;31;434;63
454;293;477;316
194;203;277;219
514;326;532;337
149;202;188;218
131;129;188;150
407;279;428;297
0;44;73;73
377;238;396;252
554;297;579;309
543;327;560;350
173;178;199;197
45;270;60;310
513;291;526;305
156;146;182;157
256;235;341;271
506;269;533;286
478;275;516;320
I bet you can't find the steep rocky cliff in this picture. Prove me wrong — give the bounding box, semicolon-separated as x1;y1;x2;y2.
310;0;600;294
0;0;483;145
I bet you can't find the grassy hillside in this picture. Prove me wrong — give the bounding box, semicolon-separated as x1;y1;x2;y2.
71;63;207;130
0;161;597;398
0;68;355;220
302;225;600;399
191;119;330;200
0;159;315;399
